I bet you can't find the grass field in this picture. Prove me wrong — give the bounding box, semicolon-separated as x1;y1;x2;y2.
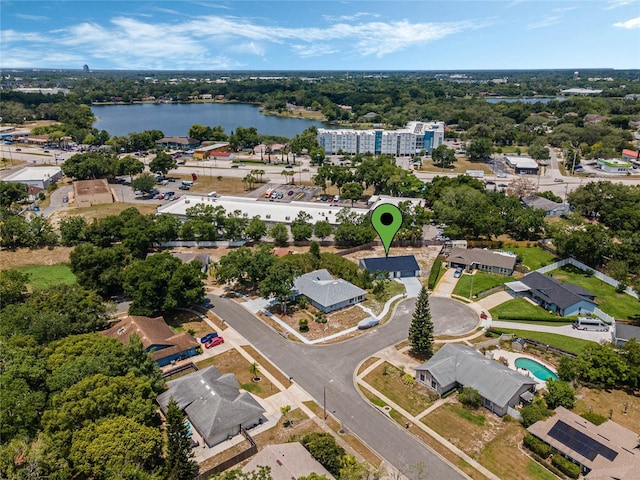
573;387;640;434
551;265;640;320
453;272;510;299
363;362;438;416
419;157;492;175
506;246;557;271
489;327;595;354
15;264;76;289
490;298;565;321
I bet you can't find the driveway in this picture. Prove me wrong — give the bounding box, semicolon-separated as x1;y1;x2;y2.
431;268;459;297
398;277;422;297
207;294;466;479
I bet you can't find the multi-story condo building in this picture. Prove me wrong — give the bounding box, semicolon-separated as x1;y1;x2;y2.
317;121;445;156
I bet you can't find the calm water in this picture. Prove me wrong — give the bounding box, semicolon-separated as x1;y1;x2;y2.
485;97;566;104
92;103;332;138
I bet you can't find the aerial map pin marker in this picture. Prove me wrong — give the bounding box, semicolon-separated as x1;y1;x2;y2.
371;203;403;258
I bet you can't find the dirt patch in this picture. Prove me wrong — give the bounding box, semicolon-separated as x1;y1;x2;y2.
0;246;73;269
574;386;640;434
263;304;368;341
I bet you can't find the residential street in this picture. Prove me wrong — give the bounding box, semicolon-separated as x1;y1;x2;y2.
207;293;472;479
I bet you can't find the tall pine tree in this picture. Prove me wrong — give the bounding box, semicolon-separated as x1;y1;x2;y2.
408;285;434;357
165;398;198;480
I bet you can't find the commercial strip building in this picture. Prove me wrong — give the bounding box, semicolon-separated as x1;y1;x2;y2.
3;166;64;189
317;121;445;156
597;158;632;174
155;136;200;150
503;155;539;175
193;142;231;160
527;406;640;479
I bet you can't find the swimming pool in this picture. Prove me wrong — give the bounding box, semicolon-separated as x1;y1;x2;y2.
515;357;558;382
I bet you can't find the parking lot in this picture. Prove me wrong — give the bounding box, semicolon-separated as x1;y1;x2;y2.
252;183;321;203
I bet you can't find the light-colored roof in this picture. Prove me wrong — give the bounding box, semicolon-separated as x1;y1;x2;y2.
504;156;538;169
3;166;62;182
195;143;230;152
415;344;536;409
294;269;366;309
521;195;566;211
528;407;640;479
157;366;265;446
447;247;517;270
242;443;335;480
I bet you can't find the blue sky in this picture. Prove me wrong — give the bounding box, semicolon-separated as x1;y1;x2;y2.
1;0;639;71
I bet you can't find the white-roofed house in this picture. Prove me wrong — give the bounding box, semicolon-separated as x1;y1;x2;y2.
293;269;366;313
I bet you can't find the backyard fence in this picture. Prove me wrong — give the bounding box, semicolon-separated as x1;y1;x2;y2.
474;333;515;351
536;258;638;299
154;240;246;248
194;427;257;480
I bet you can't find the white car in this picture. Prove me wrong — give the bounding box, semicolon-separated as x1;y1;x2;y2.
358;317;380;329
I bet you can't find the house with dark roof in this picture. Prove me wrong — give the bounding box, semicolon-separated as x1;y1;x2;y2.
242;443;335;480
157;366;265;448
505;271;596;317
446;248;517;275
527;406;640;479
293;269;366;313
521;195;571;217
414;344;536;417
614;324;640;347
359;255;421;278
101;315;199;367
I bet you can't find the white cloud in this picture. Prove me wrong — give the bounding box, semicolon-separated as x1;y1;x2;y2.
323;12;380;22
605;0;636;9
527;16;561;30
613;16;640;28
14;13;49;21
291;44;339;58
230;42;266;56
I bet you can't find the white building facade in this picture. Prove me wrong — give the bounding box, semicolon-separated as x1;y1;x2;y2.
317;121;445;156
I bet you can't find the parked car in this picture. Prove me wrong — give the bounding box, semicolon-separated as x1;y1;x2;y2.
358;317;380;329
200;332;219;343
287;190;294;196
498;183;508;188
454;267;463;278
179;184;190;190
276;192;283;199
205;336;224;348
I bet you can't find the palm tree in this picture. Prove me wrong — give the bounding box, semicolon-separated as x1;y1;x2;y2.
249;362;261;382
281;405;292;427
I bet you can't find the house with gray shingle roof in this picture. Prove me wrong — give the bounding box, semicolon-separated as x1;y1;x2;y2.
157;366;265;447
505;271;596;317
293;269;366;313
414;344;536;416
521;195;571;217
446;247;517;275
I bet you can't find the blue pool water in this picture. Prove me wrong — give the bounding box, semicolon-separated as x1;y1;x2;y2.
515;358;558;381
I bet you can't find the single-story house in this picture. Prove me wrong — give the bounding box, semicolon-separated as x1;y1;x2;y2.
148;251;211;273
359;255;421;278
446;248;517;275
293;269;366;313
414;344;536;417
102;315;199;367
157;366;266;448
73;179;114;207
242;443;335;480
155;136;200;150
614;324;640;347
3;166;63;189
505;271;596;317
527;406;640;479
521;195;571;217
442;239;468;253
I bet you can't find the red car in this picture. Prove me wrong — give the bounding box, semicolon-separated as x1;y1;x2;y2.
205;336;224;348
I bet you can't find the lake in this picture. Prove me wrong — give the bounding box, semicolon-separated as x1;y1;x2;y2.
485;97;566;104
92;102;332;138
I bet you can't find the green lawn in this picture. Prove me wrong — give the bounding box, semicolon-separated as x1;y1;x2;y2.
489;327;595;354
453;272;510;299
490;298;566;321
507;246;558;271
15;264;76;289
551;265;640;320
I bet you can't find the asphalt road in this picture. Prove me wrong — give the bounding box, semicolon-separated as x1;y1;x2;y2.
208;293;471;479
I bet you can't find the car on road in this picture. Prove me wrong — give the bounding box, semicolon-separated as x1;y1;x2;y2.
179;184;190;190
496;173;507;178
554;178;564;182
200;332;219;343
454;267;463;278
285;164;293;169
357;317;380;329
43;150;50;153
205;336;224;348
15;148;21;151
231;165;239;168
485;181;495;185
498;183;508;188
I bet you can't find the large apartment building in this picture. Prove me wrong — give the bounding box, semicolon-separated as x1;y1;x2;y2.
317;121;445;156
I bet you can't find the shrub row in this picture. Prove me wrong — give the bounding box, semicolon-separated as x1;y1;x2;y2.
428;258;442;290
580;412;608;426
529;452;566;479
523;434;551;459
494;315;572;323
552;455;581;479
